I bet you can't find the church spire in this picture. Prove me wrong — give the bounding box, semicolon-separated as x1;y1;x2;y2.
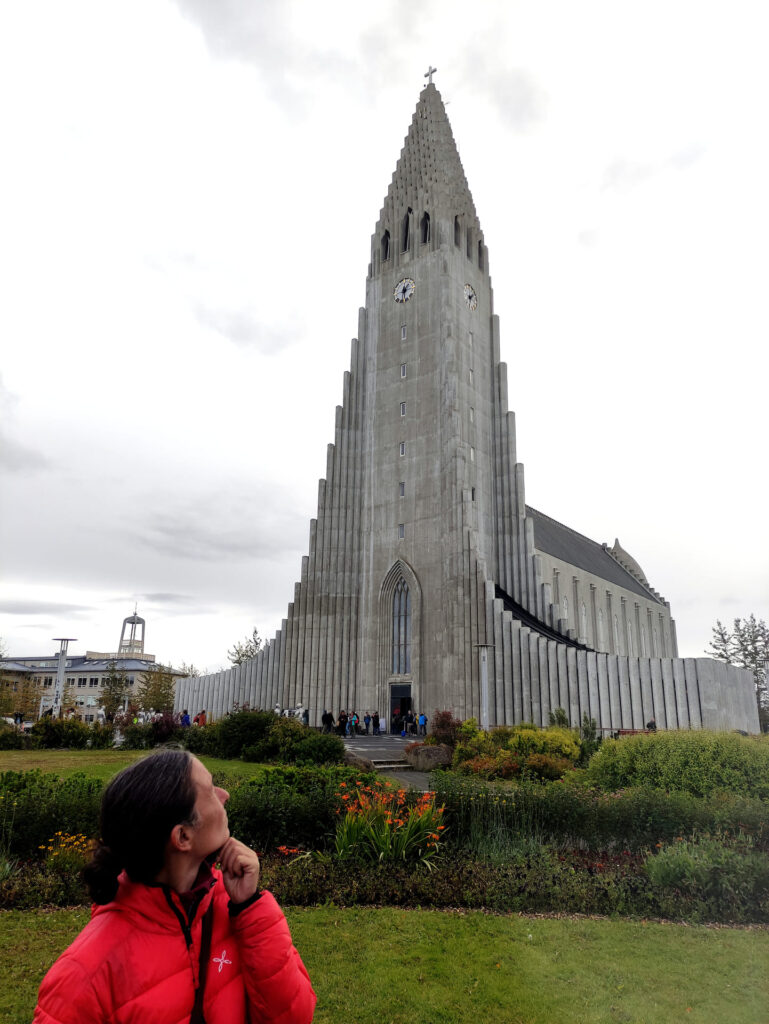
371;83;484;274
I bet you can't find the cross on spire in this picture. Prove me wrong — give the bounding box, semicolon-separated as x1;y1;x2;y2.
424;65;437;85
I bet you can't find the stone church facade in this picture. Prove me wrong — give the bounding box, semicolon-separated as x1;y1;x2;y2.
176;85;757;734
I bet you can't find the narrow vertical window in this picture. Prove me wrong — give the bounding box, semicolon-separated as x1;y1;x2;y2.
598;609;606;649
399;481;405;497
469;368;474;386
401;208;412;252
613;615;621;653
400;363;407;378
470;446;475;462
471;487;476;501
478;240;484;269
381;230;390;261
399;442;406;456
392;578;412;674
469;407;474;423
466;227;472;258
563;596;569;623
454;216;461;247
401;324;407;341
420;211;430;243
580;601;588;642
398;523;405;539
468;331;473;348
400;402;406;417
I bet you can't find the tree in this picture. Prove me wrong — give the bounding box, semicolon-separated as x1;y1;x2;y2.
178;662;201;678
0;671;43;721
102;661;129;720
707;615;769;731
136;664;177;714
228;628;262;666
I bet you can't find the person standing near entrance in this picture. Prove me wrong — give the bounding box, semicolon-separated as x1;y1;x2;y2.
363;712;371;735
418;711;427;736
372;711;380;735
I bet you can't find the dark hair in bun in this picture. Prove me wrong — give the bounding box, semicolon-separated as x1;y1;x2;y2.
82;750;197;904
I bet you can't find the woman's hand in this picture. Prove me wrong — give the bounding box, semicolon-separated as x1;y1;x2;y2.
217;837;260;903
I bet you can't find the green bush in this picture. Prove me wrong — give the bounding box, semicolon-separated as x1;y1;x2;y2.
88;723;115;749
290;733;345;765
0;729;29;751
261;846;768;922
524;752;572;781
120;722;153;749
183;722;223;756
31;718;91;749
0;771;102;861
645;835;769;921
585;730;769;798
431;772;769;853
506;724;581;763
226;765;376;853
216;710;275;758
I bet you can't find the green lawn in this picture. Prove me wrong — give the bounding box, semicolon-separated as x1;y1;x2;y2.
0;749;267;782
3;906;767;1024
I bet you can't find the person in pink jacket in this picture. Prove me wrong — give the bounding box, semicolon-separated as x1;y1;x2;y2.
34;749;316;1024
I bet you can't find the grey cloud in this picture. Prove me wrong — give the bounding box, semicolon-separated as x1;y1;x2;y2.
602;159;657;192
195;304;301;352
602;145;706;192
668;144;706;170
453;35;547;133
0;434;50;473
132;489;307;564
0;599;92;616
0;376;50;474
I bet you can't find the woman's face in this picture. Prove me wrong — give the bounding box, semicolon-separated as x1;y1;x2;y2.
188;756;230;858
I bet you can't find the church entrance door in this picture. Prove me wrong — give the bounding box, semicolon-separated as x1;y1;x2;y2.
389;682;412;735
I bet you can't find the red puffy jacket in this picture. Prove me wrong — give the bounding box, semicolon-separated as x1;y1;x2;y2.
33;870;316;1024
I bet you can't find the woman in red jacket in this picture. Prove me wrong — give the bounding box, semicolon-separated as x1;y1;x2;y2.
34;749;316;1024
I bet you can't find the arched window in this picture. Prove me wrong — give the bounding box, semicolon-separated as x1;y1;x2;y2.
401;208;412;252
420;211;430;244
392;578;411;674
454;216;461;247
381;230;390;262
478;240;484;269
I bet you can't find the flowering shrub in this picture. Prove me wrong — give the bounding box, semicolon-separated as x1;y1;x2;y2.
332;780;446;866
39;832;91;875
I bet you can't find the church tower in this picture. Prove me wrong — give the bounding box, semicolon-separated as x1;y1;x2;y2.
176;82;758;736
358;81;517;723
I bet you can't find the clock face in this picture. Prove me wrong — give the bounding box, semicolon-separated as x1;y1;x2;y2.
464;284;478;311
394;277;415;303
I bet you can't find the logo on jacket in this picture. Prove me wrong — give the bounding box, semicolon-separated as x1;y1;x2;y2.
213;949;232;973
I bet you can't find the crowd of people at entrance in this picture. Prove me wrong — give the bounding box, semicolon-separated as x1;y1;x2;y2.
319;708;428;738
321;710;383;736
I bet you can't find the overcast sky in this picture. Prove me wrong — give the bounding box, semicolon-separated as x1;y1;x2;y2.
1;0;767;673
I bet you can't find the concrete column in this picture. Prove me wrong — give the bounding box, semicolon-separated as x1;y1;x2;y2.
649;659;666;728
684;659;703;728
672;659;689;729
